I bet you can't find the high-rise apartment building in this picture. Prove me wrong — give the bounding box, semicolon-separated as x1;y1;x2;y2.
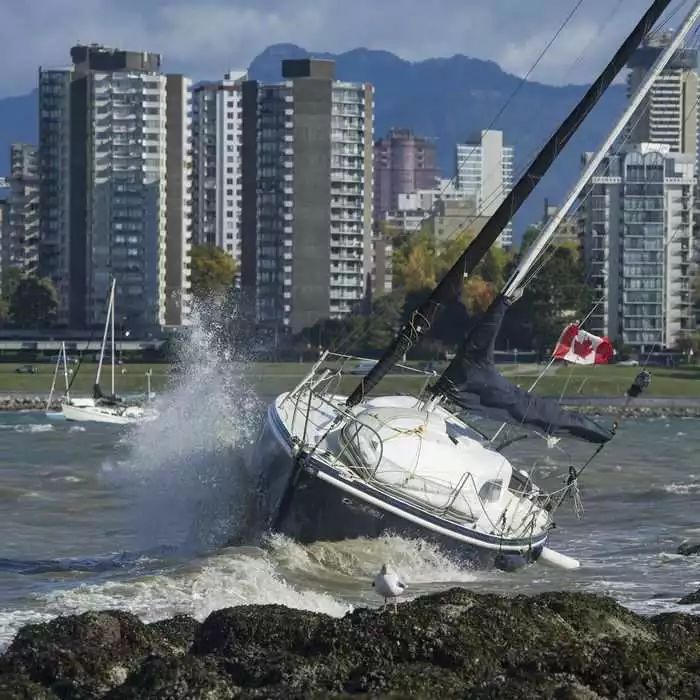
2;144;40;275
38;67;72;323
191;71;246;262
164;74;193;327
456;130;514;247
38;44;191;331
581;143;695;351
0;194;8;293
626;32;698;161
241;59;373;333
373;128;439;220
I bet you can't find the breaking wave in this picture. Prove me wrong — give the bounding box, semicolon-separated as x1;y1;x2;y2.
101;304;263;553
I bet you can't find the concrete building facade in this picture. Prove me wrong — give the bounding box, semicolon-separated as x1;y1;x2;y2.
2;144;40;276
373;128;439;220
581;143;695;351
241;59;374;334
38;44;191;331
38;67;72;323
191;71;246;261
626;32;698;161
456;129;514;247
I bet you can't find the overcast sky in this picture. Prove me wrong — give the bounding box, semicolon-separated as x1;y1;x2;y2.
0;0;679;98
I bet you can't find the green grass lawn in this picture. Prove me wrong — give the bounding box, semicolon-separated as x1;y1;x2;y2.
0;362;171;395
1;360;699;398
506;364;700;398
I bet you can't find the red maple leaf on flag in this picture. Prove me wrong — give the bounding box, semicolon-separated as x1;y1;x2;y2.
573;337;593;357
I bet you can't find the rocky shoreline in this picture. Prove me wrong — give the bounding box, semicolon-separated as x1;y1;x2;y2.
1;588;699;698
0;396;59;412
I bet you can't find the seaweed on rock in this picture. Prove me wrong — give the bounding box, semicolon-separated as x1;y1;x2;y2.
0;590;699;699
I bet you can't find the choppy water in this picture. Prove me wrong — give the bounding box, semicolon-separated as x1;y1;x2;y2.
0;336;698;650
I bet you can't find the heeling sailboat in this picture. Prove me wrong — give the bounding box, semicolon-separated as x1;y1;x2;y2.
62;279;153;425
247;0;692;570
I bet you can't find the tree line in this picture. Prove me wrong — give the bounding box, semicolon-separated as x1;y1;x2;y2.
294;226;595;359
3;239;698;358
0;245;238;329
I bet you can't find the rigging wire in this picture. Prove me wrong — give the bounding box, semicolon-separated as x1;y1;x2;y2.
519;24;700;295
65;284;115;393
475;17;700;474
426;0;587;217
428;0;690;258
331;0;693;361
334;0;629;357
371;0;592;254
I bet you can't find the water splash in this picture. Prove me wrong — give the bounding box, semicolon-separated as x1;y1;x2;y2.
267;533;479;586
103;303;263;553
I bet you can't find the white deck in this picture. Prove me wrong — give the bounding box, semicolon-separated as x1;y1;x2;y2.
275;390;550;540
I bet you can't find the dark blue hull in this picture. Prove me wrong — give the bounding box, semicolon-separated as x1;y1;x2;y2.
238;406;547;571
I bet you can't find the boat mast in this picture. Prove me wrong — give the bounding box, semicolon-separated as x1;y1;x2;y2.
61;342;71;402
95;279;116;396
46;344;62;411
502;1;700;299
346;0;672;408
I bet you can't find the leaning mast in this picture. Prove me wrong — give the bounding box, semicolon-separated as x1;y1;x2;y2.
346;0;672;407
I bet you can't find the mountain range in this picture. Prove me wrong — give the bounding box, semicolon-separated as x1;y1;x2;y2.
0;44;627;243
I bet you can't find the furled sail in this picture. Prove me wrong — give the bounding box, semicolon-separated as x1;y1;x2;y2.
434;295;614;444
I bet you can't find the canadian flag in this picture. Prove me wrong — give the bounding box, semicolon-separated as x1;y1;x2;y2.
553;323;613;365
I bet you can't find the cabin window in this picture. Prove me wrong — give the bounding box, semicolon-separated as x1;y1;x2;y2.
478;480;502;504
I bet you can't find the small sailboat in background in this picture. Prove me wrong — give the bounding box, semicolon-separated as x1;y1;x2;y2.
61;279;156;425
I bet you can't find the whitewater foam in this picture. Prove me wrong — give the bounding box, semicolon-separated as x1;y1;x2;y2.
267;533;480;587
662;482;700;495
3;424;55;433
0;548;350;652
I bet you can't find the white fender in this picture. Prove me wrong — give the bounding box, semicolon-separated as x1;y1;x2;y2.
539;546;580;570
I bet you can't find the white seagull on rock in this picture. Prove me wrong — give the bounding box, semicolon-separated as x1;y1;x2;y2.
372;563;407;612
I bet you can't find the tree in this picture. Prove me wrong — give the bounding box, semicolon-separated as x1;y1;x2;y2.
463;276;497;314
9;276;58;328
502;244;591;355
674;332;700;355
0;297;9;326
1;266;22;301
520;225;540;254
190;245;238;301
365;291;404;350
393;232;437;291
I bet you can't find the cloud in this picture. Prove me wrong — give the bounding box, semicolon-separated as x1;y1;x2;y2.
0;0;664;97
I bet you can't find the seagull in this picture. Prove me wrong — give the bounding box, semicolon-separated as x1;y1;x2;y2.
372;563;406;612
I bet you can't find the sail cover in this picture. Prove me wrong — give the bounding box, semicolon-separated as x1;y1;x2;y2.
434;296;614;444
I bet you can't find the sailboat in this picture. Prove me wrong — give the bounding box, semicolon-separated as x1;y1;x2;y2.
247;0;695;570
61;280;155;425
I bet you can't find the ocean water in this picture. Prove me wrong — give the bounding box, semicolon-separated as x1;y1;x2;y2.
0;338;698;649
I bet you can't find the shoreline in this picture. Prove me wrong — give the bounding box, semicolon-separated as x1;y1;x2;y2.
2;393;700;417
1;588;698;698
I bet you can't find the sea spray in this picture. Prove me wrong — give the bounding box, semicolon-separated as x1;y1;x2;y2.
103;303;263;553
266;533;480;588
